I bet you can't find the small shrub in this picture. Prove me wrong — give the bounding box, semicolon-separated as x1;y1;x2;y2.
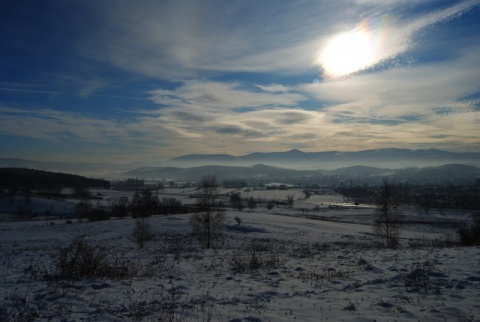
46;235;138;292
357;257;375;270
408;233;459;248
294;266;354;285
247;240;271;252
230;251;281;273
230;242;282;273
50;235;109;279
234;216;242;225
266;201;274;210
165;233;191;259
402;261;446;293
457;213;480;246
292;241;331;258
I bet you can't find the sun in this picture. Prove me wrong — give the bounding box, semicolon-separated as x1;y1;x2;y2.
317;28;379;79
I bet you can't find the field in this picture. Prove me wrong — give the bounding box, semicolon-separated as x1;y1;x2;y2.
1;188;479;321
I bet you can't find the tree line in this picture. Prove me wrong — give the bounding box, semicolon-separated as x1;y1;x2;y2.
0;168;111;193
77;190;187;221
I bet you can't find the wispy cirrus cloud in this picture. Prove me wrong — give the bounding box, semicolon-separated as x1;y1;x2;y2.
75;0;480;83
148;80;306;110
76;1;356;80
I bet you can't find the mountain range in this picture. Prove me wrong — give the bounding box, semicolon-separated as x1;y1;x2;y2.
166;148;480;169
1;148;479;178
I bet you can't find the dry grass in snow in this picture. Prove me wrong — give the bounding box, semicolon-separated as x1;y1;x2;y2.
1;205;479;321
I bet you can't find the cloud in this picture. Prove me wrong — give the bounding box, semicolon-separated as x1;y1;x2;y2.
148;81;307;110
0;107;129;143
304;45;480;104
297;47;480;150
74;1;480;83
3;53;478;160
76;1;360;80
254;84;290;93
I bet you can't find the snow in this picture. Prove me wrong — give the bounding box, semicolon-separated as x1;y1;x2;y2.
1;191;480;321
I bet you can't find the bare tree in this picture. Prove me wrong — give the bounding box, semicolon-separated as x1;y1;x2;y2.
132;218;153;248
75;197;92;218
190;175;225;249
110;196;129;217
374;178;404;248
230;192;244;211
286;194;294;209
247;196;257;212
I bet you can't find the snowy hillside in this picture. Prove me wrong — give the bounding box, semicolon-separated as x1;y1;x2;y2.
1;201;479;321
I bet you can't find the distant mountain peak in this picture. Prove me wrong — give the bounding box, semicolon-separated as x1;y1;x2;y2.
286;149;305;154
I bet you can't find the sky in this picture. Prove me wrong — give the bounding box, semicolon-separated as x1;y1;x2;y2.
1;0;480;163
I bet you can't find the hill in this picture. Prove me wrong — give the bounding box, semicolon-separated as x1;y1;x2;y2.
0;168;111;190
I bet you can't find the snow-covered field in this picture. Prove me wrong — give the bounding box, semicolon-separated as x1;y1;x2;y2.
1;190;479;321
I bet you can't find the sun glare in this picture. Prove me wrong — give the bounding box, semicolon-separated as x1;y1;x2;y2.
318;28;378;79
315;16;400;80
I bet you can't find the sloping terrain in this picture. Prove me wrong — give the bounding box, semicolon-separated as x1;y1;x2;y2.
1;209;479;321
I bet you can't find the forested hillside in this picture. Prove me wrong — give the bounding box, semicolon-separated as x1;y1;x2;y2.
0;168;110;191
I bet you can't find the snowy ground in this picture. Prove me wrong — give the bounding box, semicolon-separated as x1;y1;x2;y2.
1;190;479;321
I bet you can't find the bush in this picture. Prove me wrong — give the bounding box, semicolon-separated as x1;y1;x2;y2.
266;201;274;210
230;192;244;211
458;213;480;246
164;233;192;260
158;197;184;215
47;235;137;283
230;251;281;273
408;233;459;248
234;216;242;225
230;240;283;273
50;235;109;279
402;261;444;293
130;190;159;218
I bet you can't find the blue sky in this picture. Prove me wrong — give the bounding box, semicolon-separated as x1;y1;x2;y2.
1;0;480;163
